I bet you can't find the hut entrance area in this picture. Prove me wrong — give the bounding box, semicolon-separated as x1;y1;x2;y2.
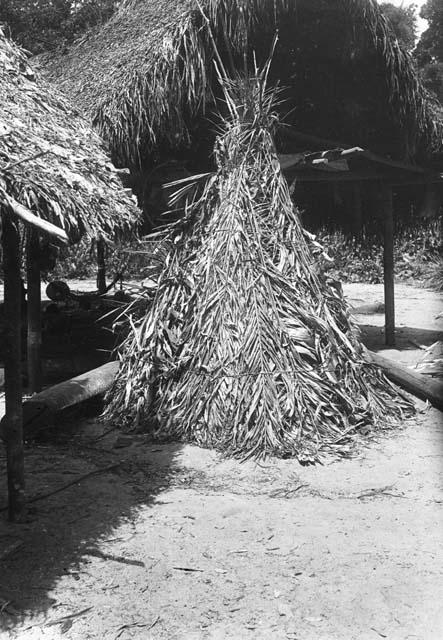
0;281;442;638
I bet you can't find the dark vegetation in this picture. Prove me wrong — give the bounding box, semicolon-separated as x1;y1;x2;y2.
380;2;417;52
414;0;443;104
50;218;443;291
49;238;147;281
318;217;443;287
381;0;443;103
0;0;119;54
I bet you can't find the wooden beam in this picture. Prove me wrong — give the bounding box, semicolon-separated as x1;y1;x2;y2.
21;361;120;435
26;230;42;394
280;147;363;168
279;128;430;174
1;212;26;522
368;350;443;411
282;171;443;186
382;184;395;347
96;236;107;295
0;188;69;244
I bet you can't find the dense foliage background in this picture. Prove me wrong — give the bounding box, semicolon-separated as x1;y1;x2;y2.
380;1;443;103
0;0;120;53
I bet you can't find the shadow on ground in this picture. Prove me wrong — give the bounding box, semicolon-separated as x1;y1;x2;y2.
359;324;443;352
0;411;183;632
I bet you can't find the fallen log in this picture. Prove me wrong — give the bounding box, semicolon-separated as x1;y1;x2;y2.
367;350;443;411
0;361;120;438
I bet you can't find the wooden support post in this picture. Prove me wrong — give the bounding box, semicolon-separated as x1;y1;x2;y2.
96;237;106;295
1;213;26;521
382;184;395;347
26;229;42;393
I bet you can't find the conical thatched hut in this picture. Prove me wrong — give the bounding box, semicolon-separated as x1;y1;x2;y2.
0;27;140;520
105;67;413;461
36;1;432;463
41;0;442;178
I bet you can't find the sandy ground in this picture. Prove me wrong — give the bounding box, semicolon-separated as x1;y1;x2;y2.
0;282;442;640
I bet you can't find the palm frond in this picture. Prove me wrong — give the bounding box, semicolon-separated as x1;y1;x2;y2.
105;68;413;461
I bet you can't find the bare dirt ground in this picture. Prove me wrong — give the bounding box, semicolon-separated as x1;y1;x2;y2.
1;282;442;640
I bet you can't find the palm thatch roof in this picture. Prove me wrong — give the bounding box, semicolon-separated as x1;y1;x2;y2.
105;69;413;461
0;27;140;244
41;0;442;171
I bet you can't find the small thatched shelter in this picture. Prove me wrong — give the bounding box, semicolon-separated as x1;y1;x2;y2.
0;29;138;240
0;27;140;520
106;68;413;461
41;0;442;177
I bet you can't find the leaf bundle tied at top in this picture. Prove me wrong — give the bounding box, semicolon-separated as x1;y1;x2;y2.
106;70;413;461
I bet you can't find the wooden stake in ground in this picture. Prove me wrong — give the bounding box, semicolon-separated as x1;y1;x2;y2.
382;184;395;347
26;229;42;394
96;236;107;295
1;212;26;521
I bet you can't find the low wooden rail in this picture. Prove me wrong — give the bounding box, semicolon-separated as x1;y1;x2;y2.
368;350;443;411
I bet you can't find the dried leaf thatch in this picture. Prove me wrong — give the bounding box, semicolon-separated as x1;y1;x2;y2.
106;69;413;461
0;27;140;243
40;0;442;169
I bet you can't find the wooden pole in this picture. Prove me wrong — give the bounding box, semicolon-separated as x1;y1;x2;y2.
96;237;106;295
26;229;42;394
382;184;395;347
0;188;69;244
1;213;26;522
368;350;443;411
20;361;120;435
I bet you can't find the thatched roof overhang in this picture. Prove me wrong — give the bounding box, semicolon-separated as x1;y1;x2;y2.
0;28;142;522
40;0;443;172
279;147;443;186
0;28;140;245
